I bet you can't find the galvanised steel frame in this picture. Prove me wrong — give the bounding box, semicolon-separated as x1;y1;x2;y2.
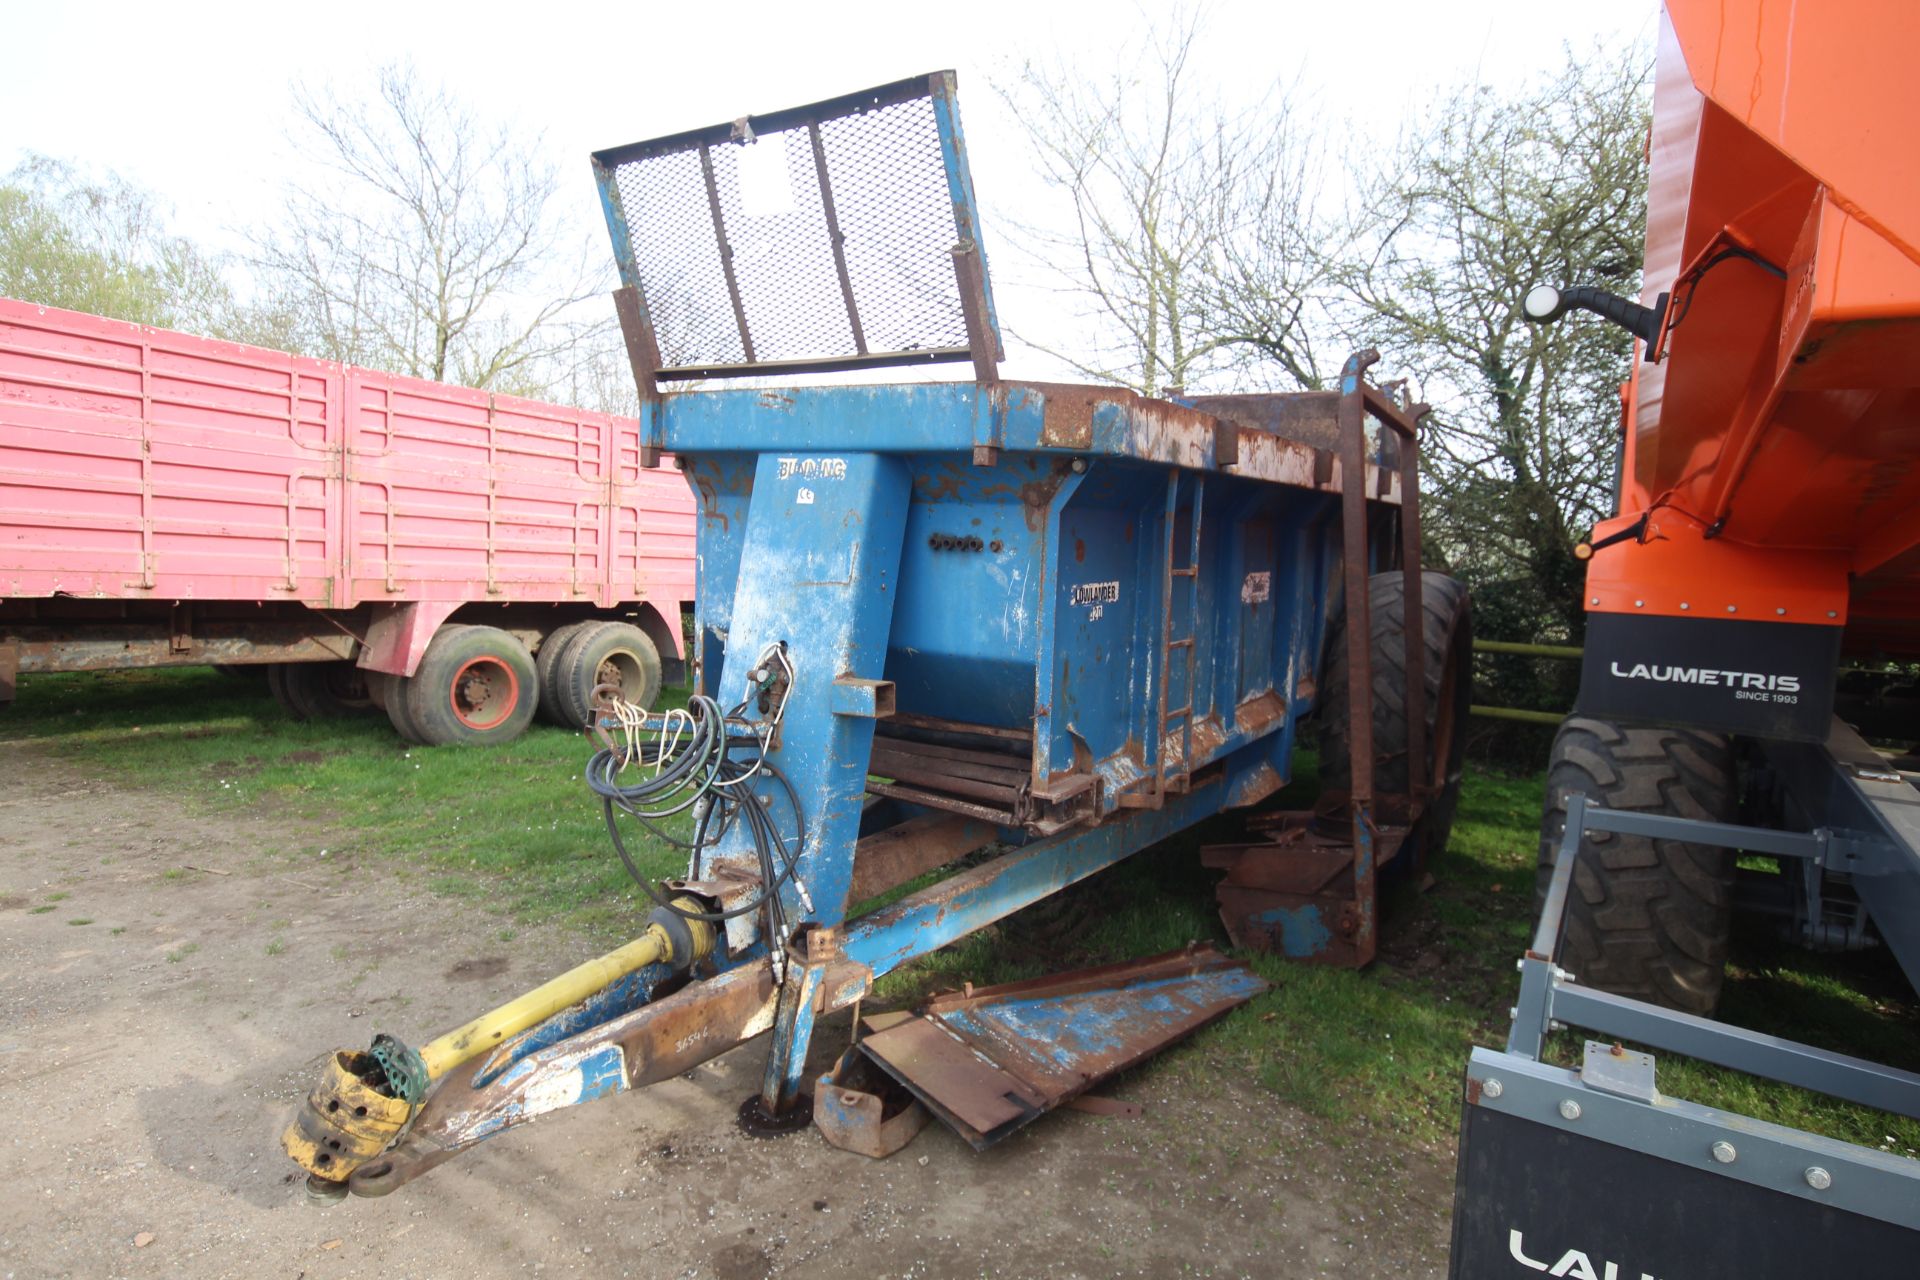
1451;752;1920;1274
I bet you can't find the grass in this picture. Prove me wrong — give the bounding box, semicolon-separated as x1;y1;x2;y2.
6;665;1917;1153
869;755;1549;1145
2;666;694;931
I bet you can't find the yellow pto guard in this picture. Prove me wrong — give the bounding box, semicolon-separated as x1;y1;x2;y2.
284;899;713;1195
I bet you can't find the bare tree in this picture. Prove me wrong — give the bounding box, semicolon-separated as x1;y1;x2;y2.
1193;106;1337;392
996;16;1325;395
1334;44;1652;649
257;65;607;393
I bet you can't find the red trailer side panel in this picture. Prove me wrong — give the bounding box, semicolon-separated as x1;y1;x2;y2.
343;372;619;606
0;298;694;651
1;300;343;604
611;422;697;614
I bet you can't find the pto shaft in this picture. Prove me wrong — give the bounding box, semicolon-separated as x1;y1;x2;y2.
285;899;713;1190
419;925;681;1077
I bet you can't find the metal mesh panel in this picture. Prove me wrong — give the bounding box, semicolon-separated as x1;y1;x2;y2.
597;76;985;378
818;99;967;355
611;149;744;366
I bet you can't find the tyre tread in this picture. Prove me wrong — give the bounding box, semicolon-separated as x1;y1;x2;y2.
401;625;536;747
1319;571;1474;860
1536;716;1736;1015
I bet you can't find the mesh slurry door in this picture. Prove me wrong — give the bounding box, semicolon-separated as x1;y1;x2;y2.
0;299;694;743
279;72;1471;1197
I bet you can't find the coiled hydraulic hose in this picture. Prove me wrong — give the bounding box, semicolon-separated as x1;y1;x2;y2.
585;693;808;933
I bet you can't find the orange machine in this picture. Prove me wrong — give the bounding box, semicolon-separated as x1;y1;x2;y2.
1536;0;1920;741
1447;13;1920;1271
1521;0;1920;1021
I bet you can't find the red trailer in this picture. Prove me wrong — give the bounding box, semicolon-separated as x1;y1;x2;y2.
0;298;696;745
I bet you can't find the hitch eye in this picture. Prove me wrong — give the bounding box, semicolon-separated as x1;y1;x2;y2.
1523;284;1564;322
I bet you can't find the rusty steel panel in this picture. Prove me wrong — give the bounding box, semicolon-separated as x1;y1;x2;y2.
847;812;996;905
10;623;355;671
1204;813;1413;965
812;1038;932;1159
857;945;1267;1149
1188;390;1341;452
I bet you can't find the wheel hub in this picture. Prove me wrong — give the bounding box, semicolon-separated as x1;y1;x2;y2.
450;657;516;730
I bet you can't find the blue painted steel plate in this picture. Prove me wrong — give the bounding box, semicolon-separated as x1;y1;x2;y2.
857;945;1267;1148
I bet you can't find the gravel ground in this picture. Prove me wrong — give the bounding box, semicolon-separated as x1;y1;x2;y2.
0;740;1453;1278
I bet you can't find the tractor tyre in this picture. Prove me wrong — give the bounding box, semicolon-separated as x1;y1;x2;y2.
267;662;373;721
554;621;662;730
1536;717;1737;1016
1318;571;1474;864
401;625;538;747
534;621;598;726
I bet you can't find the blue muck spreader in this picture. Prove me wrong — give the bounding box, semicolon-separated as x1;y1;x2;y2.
283;72;1472;1198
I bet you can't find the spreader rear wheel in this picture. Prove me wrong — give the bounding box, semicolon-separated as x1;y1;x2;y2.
1536;717;1737;1016
401;626;538;747
1318;571;1474;865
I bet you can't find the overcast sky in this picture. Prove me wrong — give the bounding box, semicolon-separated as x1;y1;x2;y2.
2;0;1653;380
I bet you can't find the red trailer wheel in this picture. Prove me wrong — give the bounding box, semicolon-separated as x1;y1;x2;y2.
379;670;425;744
363;670;392;712
534;621;597;726
449;656;519;731
267;662;374;721
402;626;537;746
554;621;662;730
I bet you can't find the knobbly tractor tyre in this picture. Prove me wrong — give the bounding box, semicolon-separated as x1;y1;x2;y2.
534;621;598;725
1318;571;1474;865
267;662;374;721
553;621;662;730
1536;717;1738;1016
400;625;538;747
